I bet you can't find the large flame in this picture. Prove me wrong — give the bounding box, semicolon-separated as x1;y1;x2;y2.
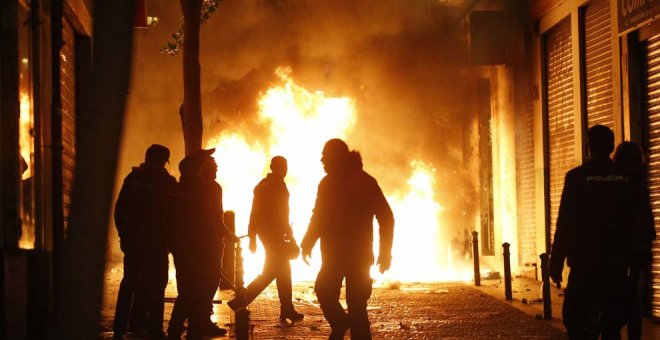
207;68;470;282
18;90;35;249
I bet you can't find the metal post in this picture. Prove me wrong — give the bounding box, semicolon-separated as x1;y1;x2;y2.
234;234;250;339
502;243;512;301
472;231;480;286
540;253;552;319
221;211;236;289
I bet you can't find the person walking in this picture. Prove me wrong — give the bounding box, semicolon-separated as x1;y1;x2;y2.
550;125;634;340
613;141;656;340
228;156;304;322
301;139;394;339
113;144;177;340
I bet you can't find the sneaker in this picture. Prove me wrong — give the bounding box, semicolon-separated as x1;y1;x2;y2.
203;321;228;337
279;309;304;322
227;298;245;311
147;330;168;340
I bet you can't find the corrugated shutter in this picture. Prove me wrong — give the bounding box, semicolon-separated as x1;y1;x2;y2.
584;0;614;129
61;19;76;230
545;18;575;245
644;33;660;318
516;78;536;265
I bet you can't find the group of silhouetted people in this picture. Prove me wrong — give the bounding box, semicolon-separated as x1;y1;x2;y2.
112;139;394;340
550;125;656;340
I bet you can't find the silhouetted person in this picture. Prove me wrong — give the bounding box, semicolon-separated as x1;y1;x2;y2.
167;149;237;340
613;141;656;340
550;125;633;340
113;144;177;340
301;139;394;339
227;156;304;322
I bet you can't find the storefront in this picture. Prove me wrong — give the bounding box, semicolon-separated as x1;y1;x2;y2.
0;0;92;337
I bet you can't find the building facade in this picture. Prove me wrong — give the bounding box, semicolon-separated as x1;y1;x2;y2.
471;0;660;318
0;0;92;338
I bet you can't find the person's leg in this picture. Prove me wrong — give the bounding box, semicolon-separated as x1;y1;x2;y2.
145;250;169;338
599;268;627;340
274;254;303;320
345;264;373;340
167;256;191;339
244;254;277;305
563;270;599;340
627;267;642;340
113;250;141;338
315;263;348;338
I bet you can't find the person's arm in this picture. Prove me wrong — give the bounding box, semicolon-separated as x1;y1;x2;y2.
301;182;324;264
248;185;262;253
215;185;238;242
373;181;394;273
550;171;579;284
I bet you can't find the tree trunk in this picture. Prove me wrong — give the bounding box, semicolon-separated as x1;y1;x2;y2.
180;0;203;155
54;1;137;338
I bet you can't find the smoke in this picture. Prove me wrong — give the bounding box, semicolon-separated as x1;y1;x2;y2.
114;0;477;263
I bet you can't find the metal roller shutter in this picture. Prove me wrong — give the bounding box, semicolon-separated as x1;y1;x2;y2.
545;18;575;246
644;33;660;318
61;19;76;231
584;0;614;129
516;80;536;266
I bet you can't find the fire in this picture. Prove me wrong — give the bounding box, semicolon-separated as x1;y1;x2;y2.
207;68;471;283
19;92;33;179
18;91;35;249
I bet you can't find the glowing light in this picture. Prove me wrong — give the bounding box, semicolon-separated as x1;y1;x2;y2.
207;67;356;281
19;92;32;179
207;67;473;283
18;91;34;249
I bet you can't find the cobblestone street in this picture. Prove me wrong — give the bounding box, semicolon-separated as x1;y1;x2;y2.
101;264;569;339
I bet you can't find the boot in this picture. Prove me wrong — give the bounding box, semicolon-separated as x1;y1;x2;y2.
279;306;304;322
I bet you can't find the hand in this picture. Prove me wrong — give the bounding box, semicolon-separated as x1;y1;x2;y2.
302;247;312;265
376;254;391;274
549;259;563;285
249;238;257;254
227;233;240;243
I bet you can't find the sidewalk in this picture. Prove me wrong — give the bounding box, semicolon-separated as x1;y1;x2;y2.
475;276;660;339
100;266;659;339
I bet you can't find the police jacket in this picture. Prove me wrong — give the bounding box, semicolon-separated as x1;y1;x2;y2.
114;163;177;252
550;158;634;272
248;173;293;250
301;153;394;266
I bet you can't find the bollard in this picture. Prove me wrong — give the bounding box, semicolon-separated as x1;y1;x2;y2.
221;211;236;289
502;243;512;301
540;253;552;320
234;236;250;339
472;231;481;286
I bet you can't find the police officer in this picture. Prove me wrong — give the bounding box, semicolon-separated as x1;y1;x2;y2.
113;144;177;340
613;141;656;340
301;139;394;339
228;156;304;322
167;149;237;340
550;125;633;339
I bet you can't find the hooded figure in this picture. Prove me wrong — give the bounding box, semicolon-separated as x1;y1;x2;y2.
301;139;394;340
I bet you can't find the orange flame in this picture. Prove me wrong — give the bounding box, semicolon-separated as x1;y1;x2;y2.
207;68;471;283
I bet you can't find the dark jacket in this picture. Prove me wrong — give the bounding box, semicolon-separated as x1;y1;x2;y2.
550;158;634;272
248;173;293;250
170;176;233;268
301;153;394;266
114;163;177;252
